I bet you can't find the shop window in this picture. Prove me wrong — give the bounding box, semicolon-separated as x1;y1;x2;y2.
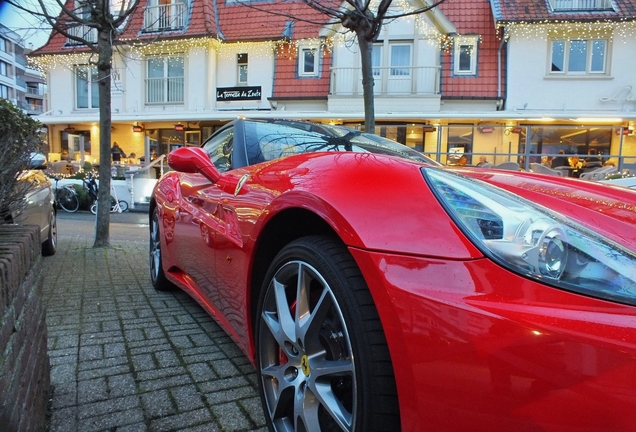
447;125;474;165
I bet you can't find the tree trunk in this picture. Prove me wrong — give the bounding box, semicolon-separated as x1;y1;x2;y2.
358;33;375;134
93;27;113;248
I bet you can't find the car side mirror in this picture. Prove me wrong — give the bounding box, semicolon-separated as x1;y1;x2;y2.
168;147;220;183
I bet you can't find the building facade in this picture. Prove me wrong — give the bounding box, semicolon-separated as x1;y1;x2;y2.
30;0;636;176
0;24;46;116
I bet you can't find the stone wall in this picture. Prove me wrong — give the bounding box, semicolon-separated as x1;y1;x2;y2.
0;226;50;432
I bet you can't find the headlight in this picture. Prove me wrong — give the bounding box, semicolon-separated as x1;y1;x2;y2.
424;168;636;306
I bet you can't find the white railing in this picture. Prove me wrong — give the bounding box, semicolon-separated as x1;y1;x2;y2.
145;76;185;104
66;25;98;45
27;87;42;95
143;3;187;32
551;0;613;9
330;66;440;96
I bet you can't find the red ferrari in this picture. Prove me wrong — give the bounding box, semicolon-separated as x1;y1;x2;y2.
150;119;636;432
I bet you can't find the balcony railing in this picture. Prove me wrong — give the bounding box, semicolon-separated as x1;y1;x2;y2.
27;87;43;96
66;25;98;45
143;3;187;32
17;100;44;113
330;66;440;96
550;0;613;10
145;76;184;104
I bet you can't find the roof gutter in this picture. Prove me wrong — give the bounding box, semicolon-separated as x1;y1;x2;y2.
497;25;506;111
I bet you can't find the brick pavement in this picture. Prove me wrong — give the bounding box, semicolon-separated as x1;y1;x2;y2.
42;235;267;432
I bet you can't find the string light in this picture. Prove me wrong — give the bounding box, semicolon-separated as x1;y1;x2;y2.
499;20;636;42
29;37;335;72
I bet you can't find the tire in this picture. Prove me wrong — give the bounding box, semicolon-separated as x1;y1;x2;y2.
118;200;129;212
57;187;79;213
42;210;57;256
90;201;97;215
149;208;175;291
255;235;400;432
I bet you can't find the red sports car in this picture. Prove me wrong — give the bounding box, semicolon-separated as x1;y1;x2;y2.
150;119;636;432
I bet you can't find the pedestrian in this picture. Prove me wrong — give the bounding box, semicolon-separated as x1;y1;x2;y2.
111;142;126;163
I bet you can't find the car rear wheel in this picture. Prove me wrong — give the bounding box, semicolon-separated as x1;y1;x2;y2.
42;210;57;256
149;208;175;291
256;235;399;432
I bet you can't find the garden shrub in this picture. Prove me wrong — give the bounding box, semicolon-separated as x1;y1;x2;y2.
0;100;43;224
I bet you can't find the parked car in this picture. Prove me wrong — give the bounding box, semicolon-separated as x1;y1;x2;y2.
9;153;57;256
150;119;636;432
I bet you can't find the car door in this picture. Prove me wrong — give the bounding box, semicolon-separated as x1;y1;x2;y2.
172;126;246;323
16;170;50;236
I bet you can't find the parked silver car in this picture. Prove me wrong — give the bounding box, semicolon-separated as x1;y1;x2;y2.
10;153;57;256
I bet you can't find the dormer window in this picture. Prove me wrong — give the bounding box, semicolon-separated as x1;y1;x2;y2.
454;36;478;76
298;47;319;77
549;0;614;11
143;0;187;32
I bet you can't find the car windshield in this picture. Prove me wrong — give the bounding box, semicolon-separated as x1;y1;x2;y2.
244;121;440;166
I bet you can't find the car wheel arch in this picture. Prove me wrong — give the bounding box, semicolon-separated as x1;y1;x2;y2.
248;208;340;354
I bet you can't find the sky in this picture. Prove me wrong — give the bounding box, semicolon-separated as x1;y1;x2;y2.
0;0;59;49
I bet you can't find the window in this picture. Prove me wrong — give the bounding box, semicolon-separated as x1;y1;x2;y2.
0;84;9;99
146;56;184;104
0;38;6;53
0;61;7;77
298;47;318;77
550;39;607;74
237;53;248;84
390;43;411;76
454;36;478;75
372;44;383;77
75;66;99;109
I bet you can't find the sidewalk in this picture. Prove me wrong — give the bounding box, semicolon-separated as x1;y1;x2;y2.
42;234;267;431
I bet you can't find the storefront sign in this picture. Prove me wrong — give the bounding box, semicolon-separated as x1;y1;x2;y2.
600;85;635;104
216;86;262;101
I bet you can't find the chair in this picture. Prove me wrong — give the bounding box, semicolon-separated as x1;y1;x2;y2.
478;162;493;168
530;163;564;177
493;161;520;171
579;166;618;181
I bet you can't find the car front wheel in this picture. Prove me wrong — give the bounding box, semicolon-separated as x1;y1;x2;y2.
149;208;175;291
256;235;399;432
42;210;57;256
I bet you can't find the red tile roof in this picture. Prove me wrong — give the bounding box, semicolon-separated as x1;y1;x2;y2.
438;0;504;99
33;0;326;55
217;0;325;41
271;44;331;98
490;0;636;22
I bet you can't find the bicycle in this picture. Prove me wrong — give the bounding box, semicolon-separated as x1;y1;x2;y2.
52;177;80;213
89;177;129;215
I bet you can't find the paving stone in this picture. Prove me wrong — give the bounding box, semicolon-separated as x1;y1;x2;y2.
42;235;265;431
212;401;254;430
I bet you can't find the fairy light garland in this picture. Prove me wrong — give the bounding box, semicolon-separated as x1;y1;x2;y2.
29;37;335;71
499;20;636;41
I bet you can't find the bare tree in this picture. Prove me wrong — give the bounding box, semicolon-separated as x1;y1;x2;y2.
6;0;140;248
239;0;446;134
